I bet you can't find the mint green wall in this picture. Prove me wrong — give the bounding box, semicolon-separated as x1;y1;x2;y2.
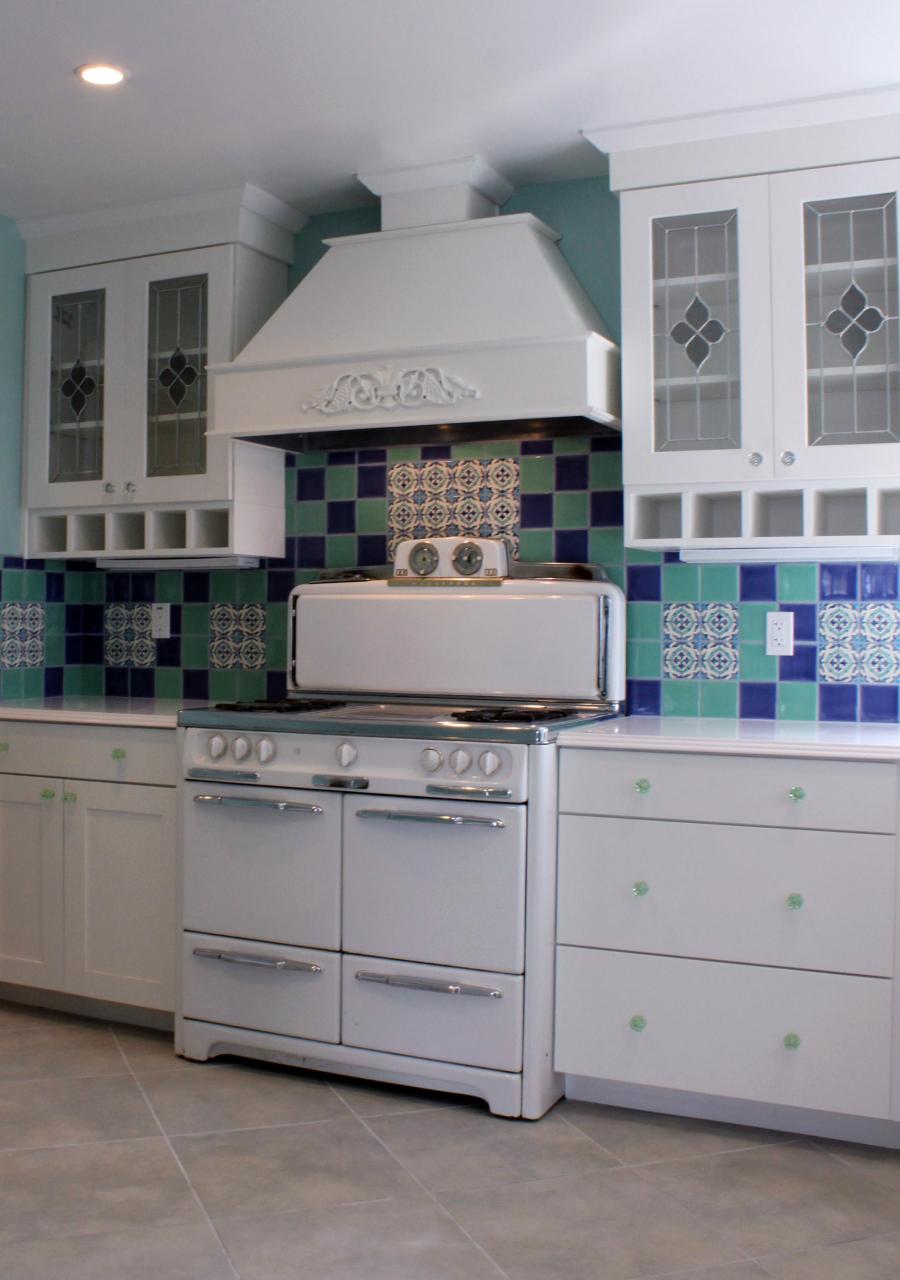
289;206;380;290
0;217;24;553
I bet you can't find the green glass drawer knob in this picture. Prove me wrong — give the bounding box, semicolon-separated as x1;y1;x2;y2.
783;1032;801;1051
0;742;10;753
39;788;55;801
788;785;805;802
111;748;127;762
634;778;651;795
632;880;650;898
786;893;805;911
629;1014;647;1032
63;792;77;804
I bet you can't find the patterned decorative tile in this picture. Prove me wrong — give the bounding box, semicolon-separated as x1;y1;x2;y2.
104;604;155;669
209;604;266;671
663;602;739;681
0;602;44;669
816;601;900;684
387;457;519;555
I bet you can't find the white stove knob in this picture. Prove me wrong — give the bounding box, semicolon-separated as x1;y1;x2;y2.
420;748;443;773
207;733;227;760
449;748;471;775
232;736;250;762
479;750;501;777
336;741;358;768
257;738;276;764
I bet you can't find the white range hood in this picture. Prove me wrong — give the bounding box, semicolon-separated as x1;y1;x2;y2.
208;157;620;446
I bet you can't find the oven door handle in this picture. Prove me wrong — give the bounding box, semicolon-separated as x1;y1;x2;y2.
356;808;504;829
425;783;513;800
311;774;370;791
355;970;502;998
187;767;261;783
193;947;322;973
192;794;323;815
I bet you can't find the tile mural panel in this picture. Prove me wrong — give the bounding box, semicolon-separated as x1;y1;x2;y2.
209;604;266;671
0;602;44;669
104;604;155;668
387;457;519;555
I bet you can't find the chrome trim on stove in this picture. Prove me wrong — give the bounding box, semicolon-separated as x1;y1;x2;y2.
187;768;261;782
193;795;323;815
312;774;370;790
425;784;513;799
193;947;322;973
355;970;502;998
356;809;505;829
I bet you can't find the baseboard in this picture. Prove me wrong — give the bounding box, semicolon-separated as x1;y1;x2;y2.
0;983;173;1032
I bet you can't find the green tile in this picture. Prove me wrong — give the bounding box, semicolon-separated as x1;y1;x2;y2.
589;453;622;488
450;443;486;459
700;564;738;602
154;668;183;700
209;670;237;701
81;573;105;604
662;681;700;716
739;603;770;645
605;566;626;592
155;571;183;604
182;604;209;636
210;570;238;603
23;571;45;601
777;683;817;721
64;574;84;603
387;446;420;463
326;535;356;568
662;564;700;602
295;501;326;534
285;504;302;537
740;643;776;682
627;641;661;679
22;669;43;698
79;667;104;696
44;560;65;573
555;437;591;454
625;546;663;565
325;467;355;500
63;667;84;695
2;670;24;698
700;682;738;718
588;528;625;567
45;634;64;667
236;670;266;701
284;472;296;505
778;563;818;602
45;603;65;636
236;570;267;604
482;441;514;457
520;457;553;492
555;492;588;527
3;571;24;602
517;530;553;561
181;634;209;668
357;499;387;535
627;602;662;640
266;603;288;668
295;450;327;468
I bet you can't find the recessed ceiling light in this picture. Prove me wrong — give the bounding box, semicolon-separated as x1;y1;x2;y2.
76;64;128;87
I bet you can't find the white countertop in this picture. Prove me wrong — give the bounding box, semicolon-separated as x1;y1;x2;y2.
0;697;209;729
558;716;900;762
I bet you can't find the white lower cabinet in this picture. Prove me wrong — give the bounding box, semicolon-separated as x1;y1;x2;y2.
0;776;65;989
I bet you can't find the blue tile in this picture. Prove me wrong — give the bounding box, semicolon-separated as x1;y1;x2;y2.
327;501;356;534
130;572;155;603
860;686;899;723
555;530;588;562
590;490;624;527
183;669;209;700
296;468;325;501
267;569;296;602
357;534;388;566
65;605;83;633
780;603;817;642
297;537;326;569
740;565;776;601
740;682;776;719
663;551;681;563
778;644;817;682
819;684;858;721
46;573;65;602
2;556;23;569
327;450;354;465
156;637;181;667
266;670;288;700
24;559;44;570
627;679;661;715
820;563;858;600
357;466;387;498
105;572;130;603
590;437;621;453
520;439;554;455
129;668;155;698
184;572;210;603
65;636;82;665
82;604;103;634
82;634;103;664
555;454;589;491
105;667;129;697
419;445;451;460
627;565;661;601
519;494;553;528
860;563;899;600
357;448;387;464
43;667;63;697
169;604;182;635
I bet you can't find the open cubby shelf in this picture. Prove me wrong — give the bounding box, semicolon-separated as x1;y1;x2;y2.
28;505;234;559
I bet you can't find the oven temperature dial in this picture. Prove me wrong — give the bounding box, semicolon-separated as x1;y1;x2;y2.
449;748;471;774
336;741;358;767
256;738;276;764
231;736;251;762
207;734;227;760
420;748;443;772
479;750;501;777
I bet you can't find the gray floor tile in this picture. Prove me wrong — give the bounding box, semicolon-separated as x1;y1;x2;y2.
0;1221;235;1279
113;1026;192;1073
653;1267;770;1280
560;1101;789;1166
0;1075;158;1150
636;1140;900;1256
0;999;99;1032
441;1166;743;1280
367;1102;620;1194
0;1024;128;1082
218;1197;502;1279
138;1060;348;1135
330;1075;476;1118
175;1115;421;1218
759;1232;900;1279
0;1136;201;1244
815;1138;900;1191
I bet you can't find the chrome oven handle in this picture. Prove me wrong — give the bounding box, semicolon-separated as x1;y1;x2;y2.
356;809;504;829
425;784;513;800
193;794;323;815
312;774;369;790
355;970;502;998
193;947;322;973
187;768;261;782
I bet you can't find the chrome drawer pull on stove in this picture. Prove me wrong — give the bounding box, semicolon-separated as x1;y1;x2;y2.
425;783;513;800
187;767;261;782
355;970;502;998
192;794;323;815
356;809;505;829
193;947;322;973
312;774;370;790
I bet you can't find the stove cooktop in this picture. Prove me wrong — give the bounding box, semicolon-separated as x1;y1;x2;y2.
214;698;346;714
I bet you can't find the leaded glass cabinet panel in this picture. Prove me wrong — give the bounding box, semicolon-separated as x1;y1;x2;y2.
49;289;105;484
146;274;208;477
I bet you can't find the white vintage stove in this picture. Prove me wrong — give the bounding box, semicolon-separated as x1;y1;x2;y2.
177;537;625;1117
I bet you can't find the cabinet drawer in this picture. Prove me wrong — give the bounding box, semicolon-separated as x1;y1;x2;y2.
559;749;897;834
343;796;526;973
558;815;894;976
342;955;523;1072
182;932;339;1042
183;783;341;949
555;947;891;1118
0;722;175;786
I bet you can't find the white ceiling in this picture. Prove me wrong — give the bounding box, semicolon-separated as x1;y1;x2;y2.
4;0;900;222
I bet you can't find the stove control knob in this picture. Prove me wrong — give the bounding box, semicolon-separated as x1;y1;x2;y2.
420;748;443;773
449;748;471;775
232;736;251;762
207;733;227;760
336;741;358;768
479;750;501;777
256;738;276;764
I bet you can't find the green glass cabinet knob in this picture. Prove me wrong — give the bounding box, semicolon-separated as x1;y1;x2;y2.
786;893;804;911
40;788;55;801
629;1014;647;1032
783;1032;801;1051
634;778;651;795
63;792;77;803
632;880;650;898
788;785;805;802
111;748;127;761
0;742;10;753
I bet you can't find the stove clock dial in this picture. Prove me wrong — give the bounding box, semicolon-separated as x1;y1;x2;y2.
256;738;276;764
449;748;471;774
336;741;358;767
207;733;227;760
409;541;439;577
452;541;484;576
231;736;250;762
479;750;501;777
420;748;443;772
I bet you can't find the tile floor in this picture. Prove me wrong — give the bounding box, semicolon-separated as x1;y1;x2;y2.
1;1000;900;1278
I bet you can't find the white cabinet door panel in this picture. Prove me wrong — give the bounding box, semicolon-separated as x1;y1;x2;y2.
0;777;64;989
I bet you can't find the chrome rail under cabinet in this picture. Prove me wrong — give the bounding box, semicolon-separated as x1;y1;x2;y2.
425;784;513;799
193;947;323;973
187;768;261;783
192;794;323;815
356;809;505;829
355;970;503;998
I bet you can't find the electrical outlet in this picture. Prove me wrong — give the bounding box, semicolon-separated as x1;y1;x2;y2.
765;610;794;656
150;603;171;640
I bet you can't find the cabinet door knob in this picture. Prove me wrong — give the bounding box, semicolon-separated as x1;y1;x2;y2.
63;792;77;803
788;785;805;802
786;892;805;911
747;452;764;467
629;1015;647;1032
124;482;136;494
111;748;127;761
0;742;9;753
634;778;651;795
779;451;796;466
632;880;650;898
103;482;116;494
783;1032;801;1050
40;788;55;801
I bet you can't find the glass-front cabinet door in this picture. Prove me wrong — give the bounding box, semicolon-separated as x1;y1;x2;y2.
771;159;900;480
621;176;773;485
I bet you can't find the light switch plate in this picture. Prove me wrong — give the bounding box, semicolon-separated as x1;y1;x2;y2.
765;610;794;656
150;603;171;640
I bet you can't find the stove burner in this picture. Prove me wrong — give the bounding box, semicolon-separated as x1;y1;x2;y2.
213;698;346;714
451;706;575;725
